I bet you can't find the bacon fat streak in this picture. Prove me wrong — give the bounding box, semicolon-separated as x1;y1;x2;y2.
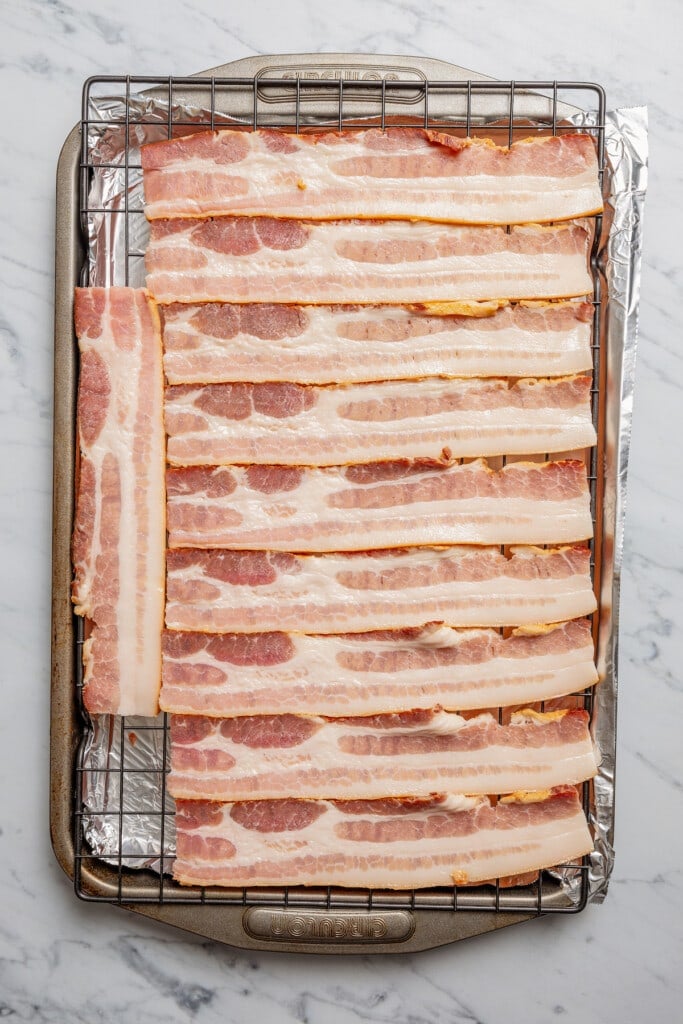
142;128;603;225
168;708;599;801
166;458;594;550
164;376;596;467
165;545;597;634
146;219;593;306
160;620;598;718
161;300;594;385
173;788;594;889
72;288;165;715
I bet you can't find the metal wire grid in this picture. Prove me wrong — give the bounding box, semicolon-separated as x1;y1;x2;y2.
73;73;607;914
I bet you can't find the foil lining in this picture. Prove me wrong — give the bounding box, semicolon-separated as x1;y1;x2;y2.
79;84;648;903
588;105;648;902
81;714;173;871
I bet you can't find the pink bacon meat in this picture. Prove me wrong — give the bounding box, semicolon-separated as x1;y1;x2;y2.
160;620;598;717
165;545;597;634
161;300;594;385
172;787;593;889
142;128;603;225
166;459;593;551
168;708;598;801
145;219;593;305
72;288;165;716
164;376;595;467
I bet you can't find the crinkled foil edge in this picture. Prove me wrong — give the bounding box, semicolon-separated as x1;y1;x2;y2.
588;106;648;902
79;91;649;904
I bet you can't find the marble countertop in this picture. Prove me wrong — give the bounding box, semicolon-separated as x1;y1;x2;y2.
1;0;680;1019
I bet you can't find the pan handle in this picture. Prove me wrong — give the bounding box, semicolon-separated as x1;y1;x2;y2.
239;905;535;953
192;51;495;84
132;902;536;954
188;54;576;122
185;52;497;126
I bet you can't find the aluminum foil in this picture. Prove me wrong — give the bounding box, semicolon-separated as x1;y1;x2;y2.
81;714;173;871
588;105;648;901
79;83;648;903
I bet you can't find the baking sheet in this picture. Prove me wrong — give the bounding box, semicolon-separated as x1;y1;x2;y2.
78;82;648;904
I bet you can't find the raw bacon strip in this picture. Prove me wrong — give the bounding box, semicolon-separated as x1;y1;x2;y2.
159;620;598;718
166;459;593;550
161;300;594;385
72;288;165;716
172;788;593;889
168;708;598;801
142;128;602;225
146;219;592;305
165;376;595;467
165;545;597;634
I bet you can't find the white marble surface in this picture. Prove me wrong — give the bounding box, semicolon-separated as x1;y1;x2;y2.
1;0;680;1019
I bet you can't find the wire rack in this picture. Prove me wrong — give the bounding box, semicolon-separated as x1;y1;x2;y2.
73;72;607;915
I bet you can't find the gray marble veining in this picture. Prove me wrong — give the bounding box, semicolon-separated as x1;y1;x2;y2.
0;0;680;1020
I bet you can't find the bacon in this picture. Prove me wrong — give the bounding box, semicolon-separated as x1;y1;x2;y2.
165;545;596;634
159;620;598;717
142;128;602;225
72;288;165;715
161;300;594;385
146;220;593;305
172;787;593;889
168;708;598;801
165;376;595;467
166;458;593;550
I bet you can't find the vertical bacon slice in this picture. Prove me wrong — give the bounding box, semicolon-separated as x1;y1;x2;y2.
164;376;596;467
172;787;593;889
165;545;597;634
159;620;598;717
161;300;594;385
166;459;593;550
72;288;165;716
145;220;593;305
142;128;603;225
168;708;598;801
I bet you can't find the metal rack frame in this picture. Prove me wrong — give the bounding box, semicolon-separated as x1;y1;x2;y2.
70;70;607;920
